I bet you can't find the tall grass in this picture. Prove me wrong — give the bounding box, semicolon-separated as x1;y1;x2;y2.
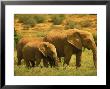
14;49;97;76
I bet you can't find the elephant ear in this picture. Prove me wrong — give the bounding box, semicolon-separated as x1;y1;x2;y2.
39;43;48;57
67;32;82;50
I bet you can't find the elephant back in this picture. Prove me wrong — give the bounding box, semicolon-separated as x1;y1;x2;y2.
44;30;66;42
43;30;67;57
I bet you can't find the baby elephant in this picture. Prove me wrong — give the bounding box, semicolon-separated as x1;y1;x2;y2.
22;41;58;68
16;37;42;65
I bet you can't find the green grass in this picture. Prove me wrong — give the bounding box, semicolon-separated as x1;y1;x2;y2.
14;49;97;76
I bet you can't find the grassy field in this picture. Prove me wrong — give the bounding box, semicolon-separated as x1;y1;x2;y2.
14;49;96;76
14;14;97;76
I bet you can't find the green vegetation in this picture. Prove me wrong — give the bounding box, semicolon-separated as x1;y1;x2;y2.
18;16;36;27
14;28;21;48
15;14;46;28
34;15;46;23
51;14;65;25
65;21;76;29
14;49;96;76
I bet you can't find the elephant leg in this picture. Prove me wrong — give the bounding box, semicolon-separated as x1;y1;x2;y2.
17;58;22;65
36;59;41;67
64;45;73;66
89;43;97;68
17;52;23;65
47;58;54;68
30;60;35;67
63;54;71;70
93;49;97;68
58;57;61;62
48;60;52;68
63;53;72;69
64;54;72;66
25;60;30;68
43;58;48;67
76;50;82;68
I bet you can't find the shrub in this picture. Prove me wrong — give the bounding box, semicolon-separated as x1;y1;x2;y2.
65;21;76;29
23;17;36;27
17;15;28;23
14;28;21;48
51;14;65;25
34;15;46;23
18;16;36;27
80;20;92;27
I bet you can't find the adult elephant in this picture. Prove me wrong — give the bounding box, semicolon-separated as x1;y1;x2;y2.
22;41;58;68
16;37;42;65
44;29;97;68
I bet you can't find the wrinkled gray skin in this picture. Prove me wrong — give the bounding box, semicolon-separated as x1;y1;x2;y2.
44;29;97;68
22;41;58;68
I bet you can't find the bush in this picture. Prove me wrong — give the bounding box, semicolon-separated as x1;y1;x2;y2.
80;20;92;27
18;16;36;27
34;15;46;23
14;28;21;48
65;21;76;29
51;14;65;25
23;16;36;27
17;15;28;23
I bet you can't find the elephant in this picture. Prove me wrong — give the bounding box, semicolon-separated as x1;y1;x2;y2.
16;37;43;65
43;28;97;68
22;41;58;68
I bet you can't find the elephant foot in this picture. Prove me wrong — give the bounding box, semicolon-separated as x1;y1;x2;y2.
30;60;35;67
76;64;81;69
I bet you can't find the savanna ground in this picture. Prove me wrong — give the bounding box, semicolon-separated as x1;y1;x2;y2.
14;14;97;76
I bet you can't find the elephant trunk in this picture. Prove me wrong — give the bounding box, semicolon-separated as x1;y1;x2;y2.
91;44;97;68
47;53;58;67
